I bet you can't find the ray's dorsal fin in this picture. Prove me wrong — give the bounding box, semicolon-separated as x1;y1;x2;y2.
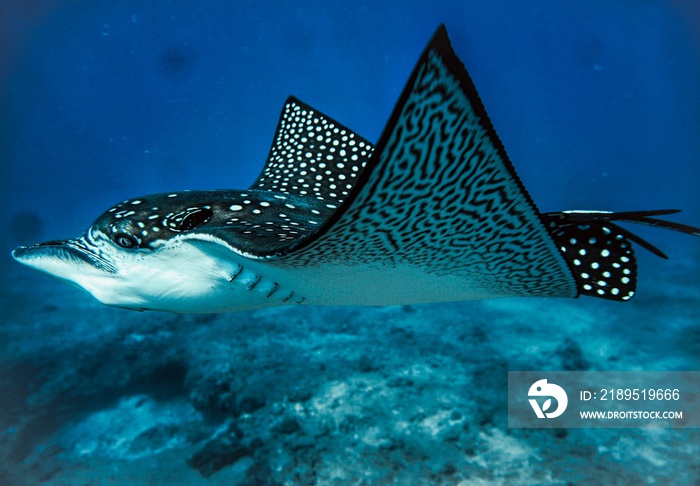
270;25;578;299
250;97;374;206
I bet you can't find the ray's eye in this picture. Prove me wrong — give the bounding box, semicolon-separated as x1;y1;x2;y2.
114;232;137;248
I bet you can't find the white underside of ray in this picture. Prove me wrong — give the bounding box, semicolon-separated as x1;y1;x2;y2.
159;234;523;313
45;232;503;314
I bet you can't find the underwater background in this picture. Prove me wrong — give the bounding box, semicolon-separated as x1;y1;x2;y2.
1;0;699;484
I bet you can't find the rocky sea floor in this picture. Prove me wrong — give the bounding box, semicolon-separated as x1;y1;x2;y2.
0;254;699;485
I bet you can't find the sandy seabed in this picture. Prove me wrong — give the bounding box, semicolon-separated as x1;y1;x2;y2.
0;254;698;485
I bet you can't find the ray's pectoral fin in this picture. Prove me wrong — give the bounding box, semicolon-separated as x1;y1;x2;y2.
190;96;377;259
179;97;376;260
250;96;375;206
274;25;579;300
544;210;700;301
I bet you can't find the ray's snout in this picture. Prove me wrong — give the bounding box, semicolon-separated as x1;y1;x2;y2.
13;239;66;254
11;237;117;276
12;239;71;262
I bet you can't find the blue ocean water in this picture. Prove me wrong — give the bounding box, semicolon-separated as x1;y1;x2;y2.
1;1;699;484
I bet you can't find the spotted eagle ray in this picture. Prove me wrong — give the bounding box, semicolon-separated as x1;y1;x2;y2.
12;26;700;313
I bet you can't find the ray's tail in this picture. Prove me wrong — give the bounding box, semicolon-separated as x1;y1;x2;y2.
543;210;700;301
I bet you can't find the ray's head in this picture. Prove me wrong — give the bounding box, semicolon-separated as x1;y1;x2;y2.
11;191;222;312
88;192;216;250
12;189;327;312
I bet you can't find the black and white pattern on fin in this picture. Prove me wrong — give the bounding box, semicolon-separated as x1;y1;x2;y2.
544;212;637;301
271;26;578;299
250;97;374;206
544;209;700;301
